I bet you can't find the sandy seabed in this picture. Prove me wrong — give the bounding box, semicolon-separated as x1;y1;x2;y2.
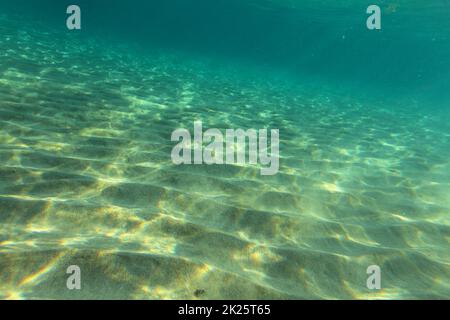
0;16;449;299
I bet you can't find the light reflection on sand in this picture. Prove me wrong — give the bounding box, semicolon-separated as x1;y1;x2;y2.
0;17;449;300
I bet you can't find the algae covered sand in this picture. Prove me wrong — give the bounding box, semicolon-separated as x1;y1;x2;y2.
0;14;449;300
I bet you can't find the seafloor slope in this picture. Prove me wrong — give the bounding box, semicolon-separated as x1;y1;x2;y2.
0;16;449;299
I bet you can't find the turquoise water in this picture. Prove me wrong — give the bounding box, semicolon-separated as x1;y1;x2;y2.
0;1;449;299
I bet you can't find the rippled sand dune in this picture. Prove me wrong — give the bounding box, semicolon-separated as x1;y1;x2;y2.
0;16;449;299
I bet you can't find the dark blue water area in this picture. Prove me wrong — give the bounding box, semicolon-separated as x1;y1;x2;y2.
1;0;450;109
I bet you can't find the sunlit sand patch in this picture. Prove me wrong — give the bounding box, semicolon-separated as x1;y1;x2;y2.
25;223;55;234
33;140;70;152
336;148;352;156
362;288;406;300
320;182;343;193
192;264;213;280
3;290;25;300
79;127;124;138
0;240;18;250
151;285;178;300
391;213;414;222
379;140;406;151
232;243;282;267
58;236;92;248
